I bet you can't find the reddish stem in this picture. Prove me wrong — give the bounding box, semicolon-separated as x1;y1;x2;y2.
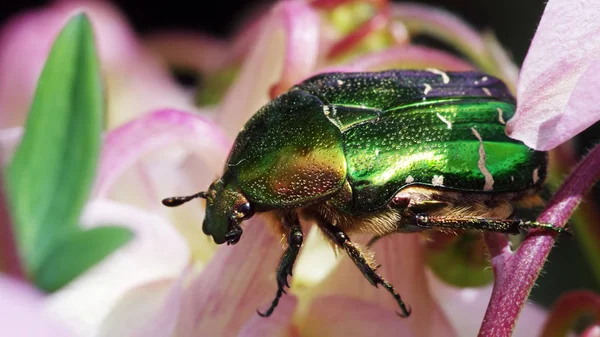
539;290;600;337
0;182;25;280
479;143;600;336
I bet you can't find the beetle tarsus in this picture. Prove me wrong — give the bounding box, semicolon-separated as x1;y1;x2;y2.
258;213;303;318
318;220;412;318
257;288;285;317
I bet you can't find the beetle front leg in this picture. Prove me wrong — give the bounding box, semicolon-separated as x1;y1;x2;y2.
258;212;303;317
317;220;412;318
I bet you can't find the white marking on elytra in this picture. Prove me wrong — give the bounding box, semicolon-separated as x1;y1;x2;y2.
323;105;330;116
482;87;492;96
432;175;444;186
533;168;540;184
471;127;495;191
337;79;345;85
474;80;479;85
423;83;432;95
405;175;415;183
497;108;506;124
436;113;452;129
375;149;380;156
511;176;515;182
482;76;489;82
426;68;450;84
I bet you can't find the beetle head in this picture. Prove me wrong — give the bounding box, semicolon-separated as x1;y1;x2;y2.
162;178;254;245
203;179;254;245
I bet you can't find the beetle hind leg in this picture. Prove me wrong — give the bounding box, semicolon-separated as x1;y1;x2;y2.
258;212;303;317
412;214;568;235
317;219;411;318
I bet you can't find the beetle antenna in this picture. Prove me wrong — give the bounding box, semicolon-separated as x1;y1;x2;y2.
162;192;207;207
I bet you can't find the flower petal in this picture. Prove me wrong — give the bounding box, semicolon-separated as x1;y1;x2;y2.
307;234;456;337
175;217;292;336
391;3;489;71
94;109;230;262
97;269;190;337
43;199;189;336
427;270;547;337
507;0;600;150
94;109;230;199
299;296;415;337
0;276;74;336
237;296;297;337
0;0;195;129
217;0;320;136
144;32;231;73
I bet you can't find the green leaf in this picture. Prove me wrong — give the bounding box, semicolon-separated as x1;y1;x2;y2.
34;227;133;292
3;14;131;292
6;14;103;274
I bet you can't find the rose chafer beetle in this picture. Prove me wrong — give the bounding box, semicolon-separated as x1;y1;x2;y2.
163;70;565;318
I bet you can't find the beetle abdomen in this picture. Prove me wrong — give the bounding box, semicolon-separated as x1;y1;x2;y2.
297;70;546;212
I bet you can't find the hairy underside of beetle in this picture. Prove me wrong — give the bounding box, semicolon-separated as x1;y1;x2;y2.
307;185;544;237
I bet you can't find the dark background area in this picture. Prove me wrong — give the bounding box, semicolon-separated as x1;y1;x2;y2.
1;0;598;310
0;0;545;63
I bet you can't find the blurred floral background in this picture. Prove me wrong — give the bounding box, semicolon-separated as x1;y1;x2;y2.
0;0;599;336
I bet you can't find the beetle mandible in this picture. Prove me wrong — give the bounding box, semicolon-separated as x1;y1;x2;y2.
163;70;566;318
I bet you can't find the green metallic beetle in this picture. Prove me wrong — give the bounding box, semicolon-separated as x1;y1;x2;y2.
163;70;565;318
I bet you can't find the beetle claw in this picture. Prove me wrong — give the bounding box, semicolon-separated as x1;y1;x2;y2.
396;305;412;318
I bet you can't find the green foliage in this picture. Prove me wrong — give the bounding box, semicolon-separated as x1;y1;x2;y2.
5;14;132;291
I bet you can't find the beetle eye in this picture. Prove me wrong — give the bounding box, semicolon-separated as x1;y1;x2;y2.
235;202;255;220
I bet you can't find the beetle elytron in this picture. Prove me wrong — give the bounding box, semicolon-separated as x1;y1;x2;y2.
163;70;565;317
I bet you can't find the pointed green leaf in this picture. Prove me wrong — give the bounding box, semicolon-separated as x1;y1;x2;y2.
5;14;103;274
34;226;133;292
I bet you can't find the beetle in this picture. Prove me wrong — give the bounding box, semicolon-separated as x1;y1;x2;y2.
163;70;565;318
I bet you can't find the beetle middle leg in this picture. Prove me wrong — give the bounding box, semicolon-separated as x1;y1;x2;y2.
258;211;303;317
317;218;412;318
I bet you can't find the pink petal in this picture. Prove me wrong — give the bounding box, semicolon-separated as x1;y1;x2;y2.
94;109;230;199
237;296;297;337
175;217;293;336
482;32;519;91
0;276;73;336
43;199;189;336
507;0;600;150
583;325;600;337
391;3;487;67
217;0;320;136
0;0;195;129
97;270;190;337
308;234;456;337
427;272;547;337
299;296;415;337
144;32;232;73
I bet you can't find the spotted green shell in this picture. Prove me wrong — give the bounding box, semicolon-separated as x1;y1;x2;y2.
226;70;547;213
